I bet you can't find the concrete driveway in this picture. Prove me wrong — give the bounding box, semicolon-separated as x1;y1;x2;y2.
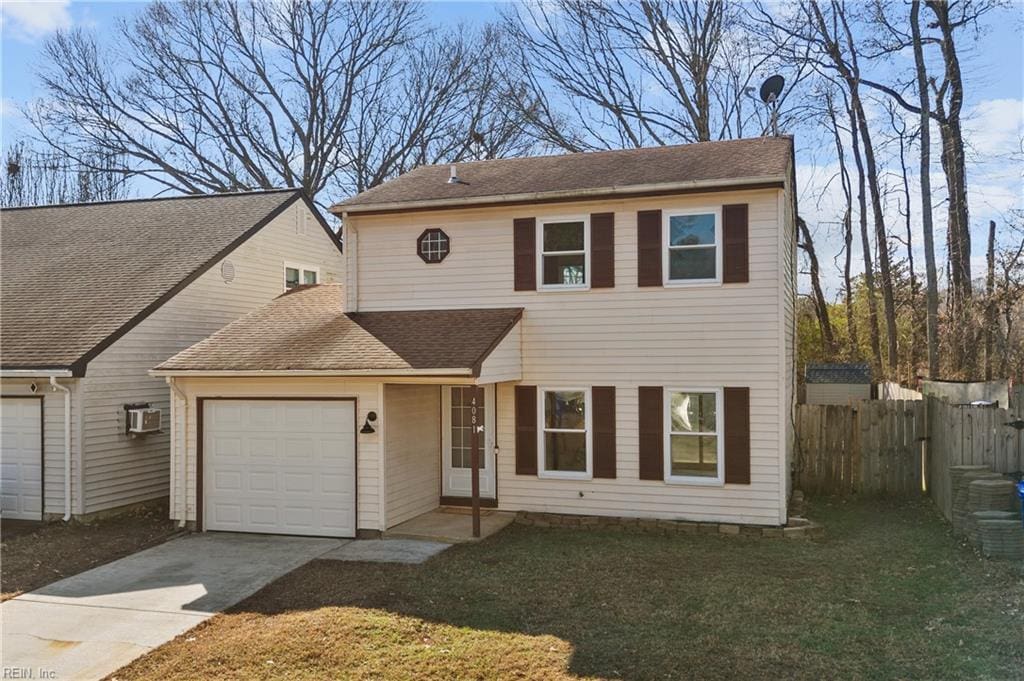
1;532;345;680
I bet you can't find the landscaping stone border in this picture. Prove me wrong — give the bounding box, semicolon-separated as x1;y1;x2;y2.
514;511;825;539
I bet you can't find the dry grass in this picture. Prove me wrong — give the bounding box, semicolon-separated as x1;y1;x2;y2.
1;500;180;601
110;498;1023;680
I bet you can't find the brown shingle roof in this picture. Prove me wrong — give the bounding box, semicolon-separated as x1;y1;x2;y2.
0;190;331;373
335;137;793;212
155;284;522;375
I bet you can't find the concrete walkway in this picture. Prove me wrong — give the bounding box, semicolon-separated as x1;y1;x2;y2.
321;538;451;564
385;507;516;543
1;532;344;681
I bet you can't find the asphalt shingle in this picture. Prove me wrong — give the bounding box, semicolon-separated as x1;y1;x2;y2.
805;363;872;385
155;284;522;374
0;190;305;370
335;137;793;210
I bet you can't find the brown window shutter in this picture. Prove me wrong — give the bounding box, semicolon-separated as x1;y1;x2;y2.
723;387;751;484
513;217;536;291
592;386;616;478
514;385;538;475
722;204;749;283
590;213;615;288
638;386;663;480
637;210;662;287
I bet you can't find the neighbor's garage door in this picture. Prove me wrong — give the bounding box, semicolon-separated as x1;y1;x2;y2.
1;397;44;520
203;400;356;538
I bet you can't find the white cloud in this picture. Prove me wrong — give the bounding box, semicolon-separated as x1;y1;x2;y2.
1;0;71;41
963;98;1024;160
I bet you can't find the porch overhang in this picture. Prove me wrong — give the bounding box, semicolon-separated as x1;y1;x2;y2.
151;284;523;382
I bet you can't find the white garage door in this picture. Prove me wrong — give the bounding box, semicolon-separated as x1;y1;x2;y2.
1;397;44;520
203;399;356;538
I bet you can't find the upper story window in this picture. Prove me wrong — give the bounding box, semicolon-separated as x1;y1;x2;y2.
539;217;589;289
285;263;319;290
539;387;591;478
663;209;720;284
417;228;450;263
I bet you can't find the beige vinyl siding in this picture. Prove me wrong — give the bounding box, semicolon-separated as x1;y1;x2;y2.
780;186;797;510
169;376;382;531
476;323;522;384
384;384;440;527
78;202;343;514
1;378;82;516
350;189;788;525
495;382;780;524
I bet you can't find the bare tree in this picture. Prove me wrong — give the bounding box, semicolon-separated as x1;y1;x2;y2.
885;100;925;378
798;216;837;352
753;0;898;375
29;1;530;205
1;140;129;207
985;220;996;379
824;88;860;359
345;24;535;193
862;0;999;375
848;97;885;371
503;0;808;150
911;0;941;379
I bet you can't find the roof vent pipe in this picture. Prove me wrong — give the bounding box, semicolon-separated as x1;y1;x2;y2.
447;165;462;185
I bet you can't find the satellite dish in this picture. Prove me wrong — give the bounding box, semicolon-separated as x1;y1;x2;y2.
759;75;785;103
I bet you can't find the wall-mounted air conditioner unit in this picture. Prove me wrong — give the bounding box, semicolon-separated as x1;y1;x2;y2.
127;407;161;434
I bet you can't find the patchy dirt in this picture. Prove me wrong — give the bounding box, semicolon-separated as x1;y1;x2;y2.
1;500;181;601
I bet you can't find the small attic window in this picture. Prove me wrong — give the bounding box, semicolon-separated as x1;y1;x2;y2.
284;263;319;290
417;228;450;264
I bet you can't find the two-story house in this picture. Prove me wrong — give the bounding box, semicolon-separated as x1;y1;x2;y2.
152;137;796;538
0;190;343;521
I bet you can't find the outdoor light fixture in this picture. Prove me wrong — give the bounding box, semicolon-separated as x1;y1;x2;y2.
361;411;378;434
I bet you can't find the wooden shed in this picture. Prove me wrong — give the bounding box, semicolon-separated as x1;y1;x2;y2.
804;363;872;405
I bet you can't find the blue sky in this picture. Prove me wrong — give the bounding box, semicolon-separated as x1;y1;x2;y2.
2;1;1021;298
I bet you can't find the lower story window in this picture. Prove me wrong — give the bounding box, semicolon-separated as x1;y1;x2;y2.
666;388;722;482
539;388;590;477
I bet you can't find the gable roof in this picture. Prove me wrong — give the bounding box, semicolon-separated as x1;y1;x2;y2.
1;189;337;375
805;363;872;385
334;137;793;214
153;284;522;376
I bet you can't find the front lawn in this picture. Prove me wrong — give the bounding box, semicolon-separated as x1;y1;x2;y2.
1;500;180;601
110;499;1023;680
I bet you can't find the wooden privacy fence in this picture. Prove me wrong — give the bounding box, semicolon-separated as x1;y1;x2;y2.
795;400;925;496
926;396;1024;520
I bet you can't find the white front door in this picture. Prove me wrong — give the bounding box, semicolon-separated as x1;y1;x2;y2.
203;399;356;538
0;397;44;520
441;385;495;499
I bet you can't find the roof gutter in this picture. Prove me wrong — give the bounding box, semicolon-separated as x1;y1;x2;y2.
333;174;787;215
148;368;475;378
1;368;74;378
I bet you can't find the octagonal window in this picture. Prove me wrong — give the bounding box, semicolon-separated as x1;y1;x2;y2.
417;228;450;263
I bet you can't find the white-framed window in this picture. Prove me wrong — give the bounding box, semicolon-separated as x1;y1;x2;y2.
537;216;589;289
538;387;592;478
663;208;721;285
664;387;724;485
284;263;320;290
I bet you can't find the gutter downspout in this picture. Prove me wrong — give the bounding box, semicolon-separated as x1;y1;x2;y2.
49;377;72;521
167;377;188;528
